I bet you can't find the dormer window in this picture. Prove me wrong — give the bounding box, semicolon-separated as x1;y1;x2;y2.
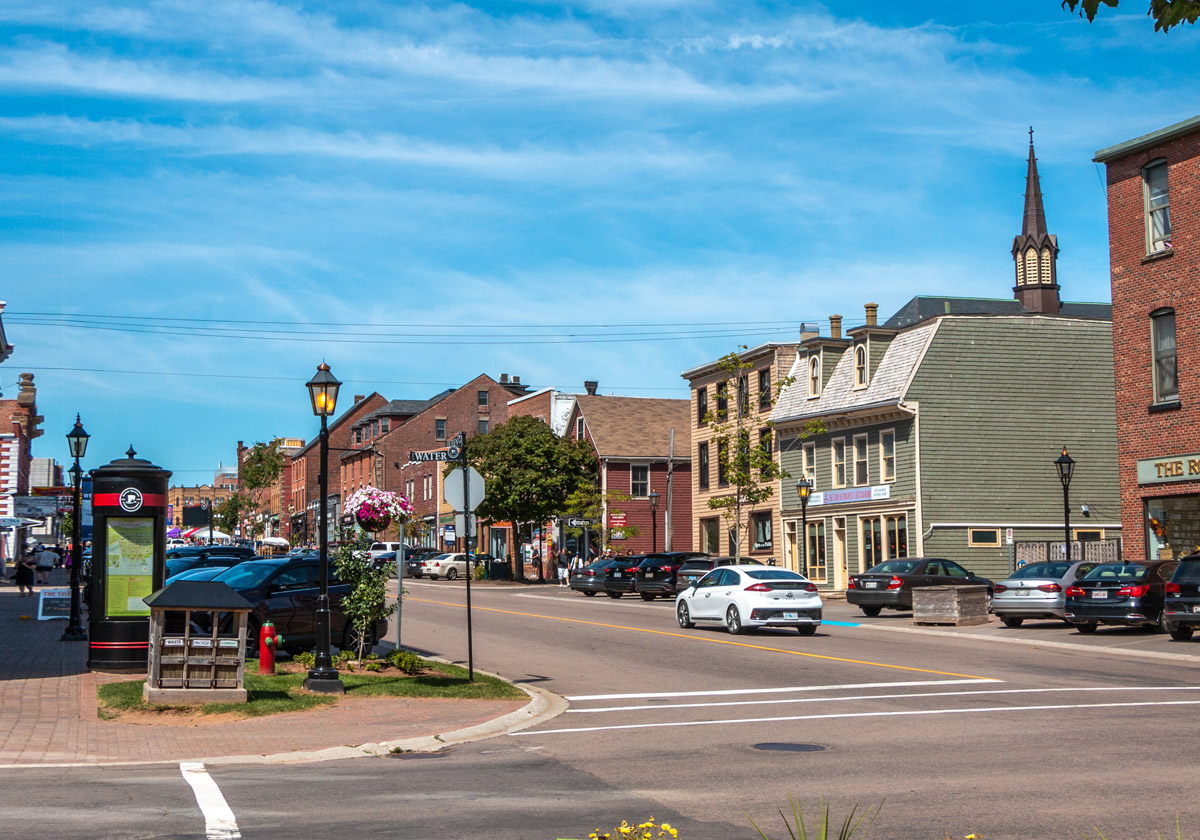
854;345;868;388
808;356;821;397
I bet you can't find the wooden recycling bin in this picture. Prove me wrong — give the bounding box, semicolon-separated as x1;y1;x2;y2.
143;581;255;704
912;585;989;626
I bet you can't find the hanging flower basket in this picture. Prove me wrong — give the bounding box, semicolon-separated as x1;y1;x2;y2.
346;486;413;534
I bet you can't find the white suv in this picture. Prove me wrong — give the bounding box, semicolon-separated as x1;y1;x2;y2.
369;542;403;559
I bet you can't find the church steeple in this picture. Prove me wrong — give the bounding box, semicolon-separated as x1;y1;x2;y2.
1012;128;1061;314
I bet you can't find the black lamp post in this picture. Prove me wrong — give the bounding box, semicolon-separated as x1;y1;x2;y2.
304;362;344;693
648;490;659;553
1055;447;1075;562
796;478;812;575
62;415;89;642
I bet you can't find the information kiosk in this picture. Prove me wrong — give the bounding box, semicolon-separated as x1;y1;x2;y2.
87;447;171;671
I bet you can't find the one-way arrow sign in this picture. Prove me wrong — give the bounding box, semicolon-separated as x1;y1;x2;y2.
566;517;594;528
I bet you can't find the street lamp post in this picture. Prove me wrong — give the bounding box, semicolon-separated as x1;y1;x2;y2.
648;490;660;553
304;362;344;693
62;415;89;642
1055;447;1075;563
796;478;812;575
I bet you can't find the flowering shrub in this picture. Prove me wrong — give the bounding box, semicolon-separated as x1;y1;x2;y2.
346;485;413;532
590;819;677;840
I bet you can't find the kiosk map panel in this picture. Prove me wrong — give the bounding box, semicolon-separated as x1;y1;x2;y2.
105;517;154;617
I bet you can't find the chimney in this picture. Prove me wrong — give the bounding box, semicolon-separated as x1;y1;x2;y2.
16;372;35;407
829;314;842;339
512;375;521;385
800;323;819;342
353;395;364;404
584;380;598;395
865;302;878;327
500;373;509;384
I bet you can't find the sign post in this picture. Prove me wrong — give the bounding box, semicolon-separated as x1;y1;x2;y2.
440;434;486;680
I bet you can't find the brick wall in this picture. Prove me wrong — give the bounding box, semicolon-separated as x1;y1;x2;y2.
1106;128;1200;560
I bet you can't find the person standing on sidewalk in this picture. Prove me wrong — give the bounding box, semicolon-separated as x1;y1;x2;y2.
557;549;569;587
14;553;36;596
34;545;57;585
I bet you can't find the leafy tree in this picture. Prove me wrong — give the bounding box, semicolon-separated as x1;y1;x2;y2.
333;539;395;660
238;440;285;540
215;492;250;540
464;415;598;581
1062;0;1199;31
705;348;822;561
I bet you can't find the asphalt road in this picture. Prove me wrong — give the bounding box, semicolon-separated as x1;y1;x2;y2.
3;579;1199;840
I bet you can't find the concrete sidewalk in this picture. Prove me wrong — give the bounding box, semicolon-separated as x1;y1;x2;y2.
0;569;542;767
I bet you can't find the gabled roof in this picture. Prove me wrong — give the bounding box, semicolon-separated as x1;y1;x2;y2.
884;296;1110;330
1094;114;1200;163
772;320;940;425
679;341;799;381
352;392;453;428
573;395;690;459
295;391;384;456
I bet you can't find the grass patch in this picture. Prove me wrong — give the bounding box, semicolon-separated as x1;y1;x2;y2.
96;654;525;719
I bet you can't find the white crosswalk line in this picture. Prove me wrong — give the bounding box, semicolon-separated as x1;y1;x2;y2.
180;762;241;840
566;678;998;702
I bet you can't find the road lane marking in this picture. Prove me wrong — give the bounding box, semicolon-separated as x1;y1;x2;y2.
569;684;1200;713
512;699;1200;736
567;679;993;701
180;762;241;840
407;597;995;680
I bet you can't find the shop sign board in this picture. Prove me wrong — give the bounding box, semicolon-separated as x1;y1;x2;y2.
37;588;72;620
1137;453;1200;485
14;496;57;517
809;485;891;507
608;513;627;528
105;517;154;618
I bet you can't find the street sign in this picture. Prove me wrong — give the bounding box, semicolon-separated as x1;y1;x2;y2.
609;512;627;528
444;467;485;512
410;450;451;462
566;517;594;528
454;513;478;538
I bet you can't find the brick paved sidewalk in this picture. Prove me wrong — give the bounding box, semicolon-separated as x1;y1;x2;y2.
0;569;524;766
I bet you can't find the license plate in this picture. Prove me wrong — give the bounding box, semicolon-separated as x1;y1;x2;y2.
1014;589;1030;596
864;581;879;589
1092;590;1108;599
614;572;623;578
782;611;798;620
1193;605;1200;614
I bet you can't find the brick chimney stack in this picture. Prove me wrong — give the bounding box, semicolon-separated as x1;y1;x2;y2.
829;315;843;339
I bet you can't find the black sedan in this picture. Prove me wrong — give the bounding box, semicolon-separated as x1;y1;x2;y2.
603;555;648;598
847;557;993;616
165;552;256;582
569;559;623;596
403;548;438;578
633;551;710;600
676;556;763;591
1065;559;1179;633
1163;553;1200;641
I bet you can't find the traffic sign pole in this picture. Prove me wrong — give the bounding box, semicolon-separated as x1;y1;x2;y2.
457;435;475;681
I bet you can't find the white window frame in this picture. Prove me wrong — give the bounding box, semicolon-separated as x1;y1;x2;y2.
1144;158;1171;254
631;464;650;498
853;434;869;486
832;438;846;488
853;345;867;389
576;416;585;439
808;356;821;398
880;429;896;483
803;442;816;483
1151;308;1178;404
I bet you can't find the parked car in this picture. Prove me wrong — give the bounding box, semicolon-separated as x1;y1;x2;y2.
847;558;993;616
167;566;231;583
370;550;398;573
166;545;257;561
632;552;711;600
676;566;823;635
676;556;763;591
603;555;648;598
992;560;1099;627
166;538;187;549
369;541;403;560
211;557;386;654
1163;553;1200;641
420;552;474;581
1065;559;1179;633
404;547;439;578
165;552;256;582
570;559;624;596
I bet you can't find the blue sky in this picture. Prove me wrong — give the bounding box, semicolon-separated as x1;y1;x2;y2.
1;0;1197;486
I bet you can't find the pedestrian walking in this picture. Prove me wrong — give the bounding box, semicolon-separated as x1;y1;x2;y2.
531;546;542;583
34;545;57;585
557;549;569;587
14;553;36;596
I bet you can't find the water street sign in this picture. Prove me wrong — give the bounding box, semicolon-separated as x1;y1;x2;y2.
410;450;451;462
444;467;485;512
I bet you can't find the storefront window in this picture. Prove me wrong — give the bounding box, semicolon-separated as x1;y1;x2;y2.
1146;496;1200;560
887;515;908;558
862;517;882;568
807;521;827;583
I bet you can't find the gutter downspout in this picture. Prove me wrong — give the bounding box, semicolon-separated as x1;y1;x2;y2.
665;428;674;552
601;458;609;551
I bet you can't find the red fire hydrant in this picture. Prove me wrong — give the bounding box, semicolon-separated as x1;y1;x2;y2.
258;620;283;675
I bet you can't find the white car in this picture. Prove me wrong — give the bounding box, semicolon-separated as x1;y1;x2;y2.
369;541;403;560
420;552;470;581
675;566;823;635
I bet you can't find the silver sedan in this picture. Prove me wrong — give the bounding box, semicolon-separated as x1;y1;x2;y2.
992;560;1099;627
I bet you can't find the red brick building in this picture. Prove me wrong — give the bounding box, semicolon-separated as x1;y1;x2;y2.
566;393;692;554
1;372;43;562
1095;115;1200;561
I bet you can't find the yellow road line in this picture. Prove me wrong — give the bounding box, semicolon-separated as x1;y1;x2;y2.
407;597;995;681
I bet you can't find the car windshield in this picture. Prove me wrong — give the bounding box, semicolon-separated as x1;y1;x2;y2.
1172;561;1200;582
1009;563;1070;580
866;560;919;575
743;569;806;581
1082;563;1148;581
165;558;198;577
214;562;281;589
427;554;453;561
679;561;712;572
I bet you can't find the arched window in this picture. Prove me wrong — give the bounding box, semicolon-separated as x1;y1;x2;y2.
1024;249;1039;284
854;345;867;388
1144;159;1171;253
1039;247;1052;279
808;356;821;397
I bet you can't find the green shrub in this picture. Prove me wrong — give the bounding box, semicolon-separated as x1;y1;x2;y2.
293;651;316;668
474;564;486;580
748;796;879;840
333;650;354;667
364;662;382;672
387;649;423;674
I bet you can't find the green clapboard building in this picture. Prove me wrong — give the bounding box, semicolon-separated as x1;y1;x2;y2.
770;137;1121;592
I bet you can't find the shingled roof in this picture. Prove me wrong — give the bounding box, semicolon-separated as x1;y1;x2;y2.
574;395;690;460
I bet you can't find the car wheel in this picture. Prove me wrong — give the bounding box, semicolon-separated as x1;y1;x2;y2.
446;568;458;581
583;590;597;597
341;621;377;656
726;606;744;635
860;605;882;617
1169;624;1194;642
797;624;817;636
1076;622;1098;634
245;619;262;659
640;592;656;601
1155;610;1170;634
984;590;993;613
1001;617;1024;628
607;591;622;599
677;602;694;629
